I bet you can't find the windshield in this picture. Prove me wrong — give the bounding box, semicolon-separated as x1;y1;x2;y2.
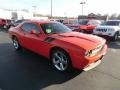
87;20;101;26
15;20;23;23
102;21;120;26
78;20;88;25
40;22;72;34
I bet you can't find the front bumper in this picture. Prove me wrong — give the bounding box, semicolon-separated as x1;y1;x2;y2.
71;44;107;70
83;59;101;71
93;31;115;37
83;44;107;71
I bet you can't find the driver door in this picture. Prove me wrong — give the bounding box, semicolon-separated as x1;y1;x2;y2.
20;22;44;53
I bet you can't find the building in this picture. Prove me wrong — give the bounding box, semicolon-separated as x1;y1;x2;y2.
0;8;48;20
78;13;108;21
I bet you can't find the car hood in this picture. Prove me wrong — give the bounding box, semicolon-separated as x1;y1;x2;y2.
52;32;106;51
96;25;120;30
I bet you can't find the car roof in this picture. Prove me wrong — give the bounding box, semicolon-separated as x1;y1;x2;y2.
23;20;58;24
107;20;120;22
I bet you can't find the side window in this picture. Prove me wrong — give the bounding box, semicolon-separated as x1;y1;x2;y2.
21;23;40;33
30;23;40;33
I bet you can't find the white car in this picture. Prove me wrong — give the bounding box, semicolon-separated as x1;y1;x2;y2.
93;20;120;41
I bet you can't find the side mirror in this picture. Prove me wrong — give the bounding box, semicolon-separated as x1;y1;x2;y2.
30;30;36;34
30;30;40;35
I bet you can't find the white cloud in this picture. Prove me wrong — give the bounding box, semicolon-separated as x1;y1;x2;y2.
0;0;120;17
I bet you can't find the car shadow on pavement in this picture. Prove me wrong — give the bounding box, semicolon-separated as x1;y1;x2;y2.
0;29;8;33
0;43;82;90
107;38;120;49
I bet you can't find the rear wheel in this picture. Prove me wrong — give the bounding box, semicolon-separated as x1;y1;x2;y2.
51;49;72;72
12;37;21;50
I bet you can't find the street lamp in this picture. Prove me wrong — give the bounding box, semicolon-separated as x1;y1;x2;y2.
51;0;53;18
32;6;37;16
80;2;86;16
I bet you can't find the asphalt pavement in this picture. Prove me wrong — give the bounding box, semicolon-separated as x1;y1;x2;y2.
0;30;120;90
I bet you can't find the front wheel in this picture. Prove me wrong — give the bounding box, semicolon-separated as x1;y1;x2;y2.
51;49;72;72
12;37;21;50
112;32;119;41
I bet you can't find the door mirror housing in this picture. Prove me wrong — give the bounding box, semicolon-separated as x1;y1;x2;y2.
30;30;40;35
30;30;37;34
30;30;40;36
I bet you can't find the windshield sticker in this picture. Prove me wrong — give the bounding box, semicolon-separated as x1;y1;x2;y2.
46;29;52;33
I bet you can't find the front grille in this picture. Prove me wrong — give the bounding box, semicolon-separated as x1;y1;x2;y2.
96;28;107;32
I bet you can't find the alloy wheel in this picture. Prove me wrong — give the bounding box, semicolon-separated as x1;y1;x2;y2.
52;51;69;71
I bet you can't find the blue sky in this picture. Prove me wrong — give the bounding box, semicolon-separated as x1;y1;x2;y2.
0;0;120;17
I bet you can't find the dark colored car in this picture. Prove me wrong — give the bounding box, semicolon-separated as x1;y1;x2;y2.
0;18;6;29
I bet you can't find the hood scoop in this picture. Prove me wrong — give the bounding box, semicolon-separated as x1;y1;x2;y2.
58;34;96;43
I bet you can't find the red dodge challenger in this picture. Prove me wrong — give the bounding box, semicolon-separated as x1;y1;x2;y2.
9;20;107;72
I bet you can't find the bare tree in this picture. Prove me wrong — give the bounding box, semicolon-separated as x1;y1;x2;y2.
109;14;117;20
117;14;120;20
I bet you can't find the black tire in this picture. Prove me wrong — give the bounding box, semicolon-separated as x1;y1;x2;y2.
51;49;72;72
112;32;119;41
12;37;22;50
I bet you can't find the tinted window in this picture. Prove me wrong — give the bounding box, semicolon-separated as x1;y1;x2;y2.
22;23;40;33
2;19;6;22
87;20;101;26
102;21;120;26
15;20;23;23
14;20;24;26
40;22;72;34
78;20;88;25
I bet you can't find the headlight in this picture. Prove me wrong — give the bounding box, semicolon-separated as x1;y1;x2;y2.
85;45;104;57
85;50;92;57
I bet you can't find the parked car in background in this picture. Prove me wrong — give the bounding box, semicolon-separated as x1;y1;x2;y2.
4;19;14;29
0;18;6;29
10;19;29;28
63;19;81;31
79;19;102;34
9;20;107;72
49;19;64;23
64;19;102;34
93;20;120;41
13;20;25;27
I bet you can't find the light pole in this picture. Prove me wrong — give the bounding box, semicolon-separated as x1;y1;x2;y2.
80;2;86;16
51;0;53;18
32;6;37;16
